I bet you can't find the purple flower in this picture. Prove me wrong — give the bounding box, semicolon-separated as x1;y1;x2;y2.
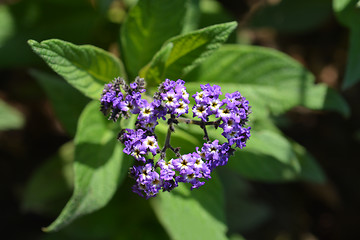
130;82;137;89
101;77;251;198
162;79;176;91
130;143;147;162
130;161;163;199
174;100;189;116
200;83;222;98
224;92;241;108
173;154;196;174
193;91;206;104
193;103;209;121
142;136;159;155
217;105;231;121
157;159;176;181
162;90;179;110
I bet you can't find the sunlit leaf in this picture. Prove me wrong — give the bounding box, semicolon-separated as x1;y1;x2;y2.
28;39;126;99
151;174;228;240
121;0;188;79
141;22;237;85
186;45;350;118
43;101;132;232
228;130;301;182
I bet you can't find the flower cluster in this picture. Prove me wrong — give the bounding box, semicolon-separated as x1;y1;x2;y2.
100;77;146;122
119;128;159;162
219;92;251;149
156;79;190;117
100;77;251;199
192;84;222;121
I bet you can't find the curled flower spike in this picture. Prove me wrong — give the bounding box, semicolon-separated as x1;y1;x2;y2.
101;77;251;198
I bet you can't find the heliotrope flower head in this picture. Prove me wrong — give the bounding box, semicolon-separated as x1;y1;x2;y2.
101;77;251;199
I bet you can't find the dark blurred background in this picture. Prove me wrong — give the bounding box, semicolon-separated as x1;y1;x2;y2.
1;0;359;239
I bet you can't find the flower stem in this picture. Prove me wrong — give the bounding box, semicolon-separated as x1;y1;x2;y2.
161;115;180;159
161;116;220;159
177;117;220;127
175;116;220;141
200;121;210;142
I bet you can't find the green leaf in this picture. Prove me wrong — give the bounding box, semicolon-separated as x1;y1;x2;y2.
226;130;326;183
174;109;325;183
151;174;228;240
0;99;24;131
182;0;200;34
155;120;201;160
333;0;360;89
291;141;326;183
185;45;350;118
41;183;169;240
43;101;131;232
333;0;360;27
120;0;188;79
28;39;126;99
22;141;74;216
342;26;360;89
250;0;332;33
30;70;89;136
0;5;15;46
228;130;301;182
138;42;173;87
341;22;360;89
141;21;237;84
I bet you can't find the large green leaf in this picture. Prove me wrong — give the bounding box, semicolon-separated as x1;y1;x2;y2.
30;70;89;136
228;130;326;182
120;0;188;79
151;174;228;240
139;43;174;88
140;22;237;85
40;182;169;240
228;130;301;182
43;101;131;232
185;45;350;119
28;39;126;99
0;99;24;131
333;0;360;89
176;117;325;182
